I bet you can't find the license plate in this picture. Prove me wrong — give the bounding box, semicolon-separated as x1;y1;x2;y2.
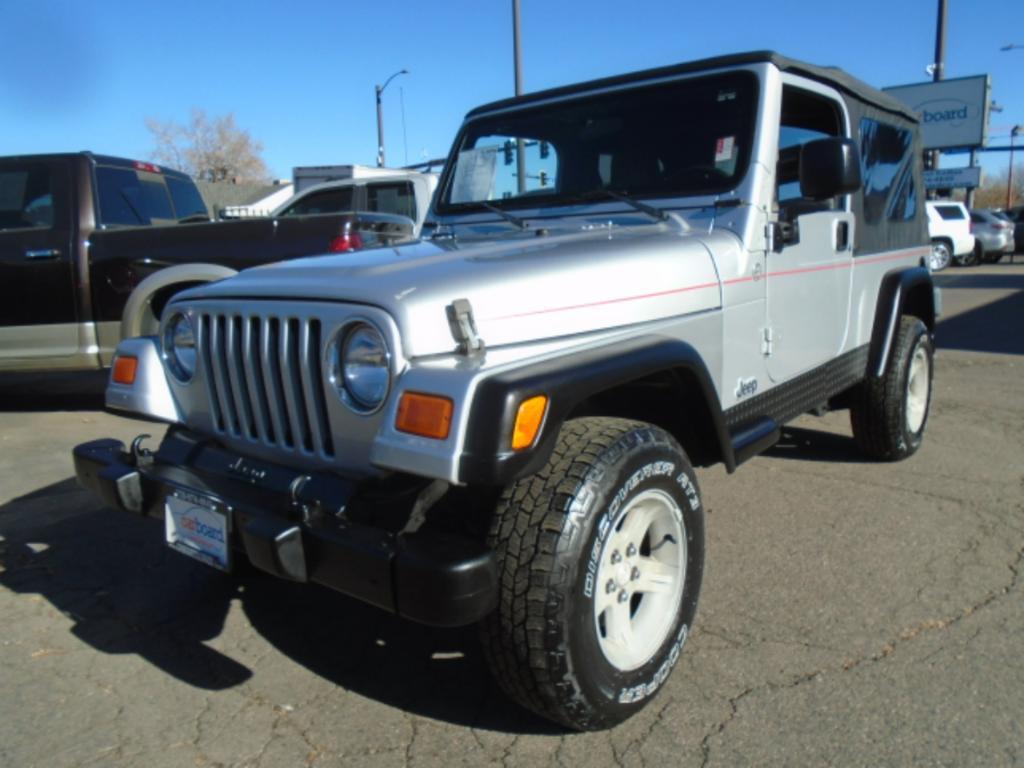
165;489;231;571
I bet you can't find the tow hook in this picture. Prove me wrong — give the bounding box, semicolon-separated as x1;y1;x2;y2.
130;434;154;467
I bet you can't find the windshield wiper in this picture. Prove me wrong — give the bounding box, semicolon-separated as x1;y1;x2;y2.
480;201;529;230
576;188;669;222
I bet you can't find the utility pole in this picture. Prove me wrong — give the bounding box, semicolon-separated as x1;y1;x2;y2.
1008;126;1022;209
928;0;947;181
513;0;526;193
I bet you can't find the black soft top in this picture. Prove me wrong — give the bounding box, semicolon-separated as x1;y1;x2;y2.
467;50;918;124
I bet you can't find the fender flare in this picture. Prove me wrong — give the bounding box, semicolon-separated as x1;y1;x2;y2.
120;263;237;339
868;266;935;378
456;335;733;485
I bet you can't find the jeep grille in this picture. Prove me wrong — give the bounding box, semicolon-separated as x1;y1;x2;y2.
197;312;334;458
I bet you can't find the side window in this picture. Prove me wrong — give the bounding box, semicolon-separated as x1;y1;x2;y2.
860;118;916;223
777;87;842;208
0;165;54;230
279;186;355;216
366;182;417;219
96;166;150;226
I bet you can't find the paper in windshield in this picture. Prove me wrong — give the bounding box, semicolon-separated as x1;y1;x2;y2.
450;148;497;203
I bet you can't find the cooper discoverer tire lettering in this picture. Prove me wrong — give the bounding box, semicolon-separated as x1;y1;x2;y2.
479;417;705;730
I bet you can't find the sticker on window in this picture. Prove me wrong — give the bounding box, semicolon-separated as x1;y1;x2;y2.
715;136;735;163
717;90;737;102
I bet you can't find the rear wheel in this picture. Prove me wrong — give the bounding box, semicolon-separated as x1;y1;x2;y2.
480;417;704;730
929;240;952;272
850;316;933;460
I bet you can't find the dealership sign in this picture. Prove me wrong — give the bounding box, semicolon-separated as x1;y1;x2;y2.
883;75;990;150
923;166;982;190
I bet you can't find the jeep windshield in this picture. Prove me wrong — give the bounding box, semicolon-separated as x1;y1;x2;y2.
437;71;757;214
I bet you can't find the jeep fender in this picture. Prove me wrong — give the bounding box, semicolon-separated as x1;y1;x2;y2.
457;335;734;485
869;266;936;379
121;264;238;340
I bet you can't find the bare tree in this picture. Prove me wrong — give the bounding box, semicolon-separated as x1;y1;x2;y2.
971;165;1024;209
146;108;269;183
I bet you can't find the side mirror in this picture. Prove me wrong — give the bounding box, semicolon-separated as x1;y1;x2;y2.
800;137;861;201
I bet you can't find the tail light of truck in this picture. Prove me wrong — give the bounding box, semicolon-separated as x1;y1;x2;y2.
328;229;364;253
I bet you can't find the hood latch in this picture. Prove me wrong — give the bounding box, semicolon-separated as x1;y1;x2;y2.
446;298;485;357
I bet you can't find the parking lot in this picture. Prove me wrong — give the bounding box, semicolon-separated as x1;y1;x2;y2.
1;263;1022;767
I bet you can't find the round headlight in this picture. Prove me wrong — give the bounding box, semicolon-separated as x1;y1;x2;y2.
163;312;197;383
331;323;390;412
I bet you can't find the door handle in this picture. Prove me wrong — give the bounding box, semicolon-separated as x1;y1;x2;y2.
24;248;61;260
835;222;850;251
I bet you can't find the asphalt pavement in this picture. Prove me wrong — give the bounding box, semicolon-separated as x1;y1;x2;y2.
1;263;1021;767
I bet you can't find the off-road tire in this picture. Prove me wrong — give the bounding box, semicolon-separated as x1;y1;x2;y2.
479;417;704;730
850;316;933;460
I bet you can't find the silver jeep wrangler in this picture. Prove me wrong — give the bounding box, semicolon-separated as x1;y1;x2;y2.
75;51;937;730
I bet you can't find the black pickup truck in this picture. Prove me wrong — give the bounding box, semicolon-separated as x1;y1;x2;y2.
0;152;413;373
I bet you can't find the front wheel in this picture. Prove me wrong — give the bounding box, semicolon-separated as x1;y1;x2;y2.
480;418;704;730
850;316;934;460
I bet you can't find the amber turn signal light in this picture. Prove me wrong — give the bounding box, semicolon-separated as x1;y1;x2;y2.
396;392;454;440
111;355;138;385
512;395;548;451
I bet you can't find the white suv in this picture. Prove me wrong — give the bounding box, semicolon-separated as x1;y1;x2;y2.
926;200;975;271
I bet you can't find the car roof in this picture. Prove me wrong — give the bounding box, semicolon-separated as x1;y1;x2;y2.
467;50;918;123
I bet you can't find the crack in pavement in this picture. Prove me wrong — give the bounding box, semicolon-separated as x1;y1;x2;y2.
696;545;1023;767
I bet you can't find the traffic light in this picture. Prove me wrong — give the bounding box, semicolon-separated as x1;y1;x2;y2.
539;170;548;187
539;141;550;159
503;140;514;166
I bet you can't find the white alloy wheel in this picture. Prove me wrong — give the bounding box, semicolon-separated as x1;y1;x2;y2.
593;488;687;671
930;242;952;272
905;342;930;434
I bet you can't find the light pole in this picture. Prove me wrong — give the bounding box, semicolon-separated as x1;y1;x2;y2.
375;69;408;167
1007;126;1022;210
512;0;526;193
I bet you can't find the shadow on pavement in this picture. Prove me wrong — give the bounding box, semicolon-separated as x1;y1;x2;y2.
0;478;560;735
935;289;1024;356
932;270;1024;292
0;371;107;411
766;425;867;464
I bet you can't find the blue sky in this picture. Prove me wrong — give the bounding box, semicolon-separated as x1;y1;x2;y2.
2;0;1022;180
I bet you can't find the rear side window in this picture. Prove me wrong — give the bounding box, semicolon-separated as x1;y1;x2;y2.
366;181;416;219
934;204;965;221
969;212;984;224
0;165;54;230
96;166;151;226
166;176;208;220
279;186;355;216
860;118;917;223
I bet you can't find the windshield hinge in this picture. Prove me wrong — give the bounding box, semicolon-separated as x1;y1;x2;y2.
446;299;485;357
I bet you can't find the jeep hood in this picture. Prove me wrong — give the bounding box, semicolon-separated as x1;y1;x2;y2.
181;222;727;358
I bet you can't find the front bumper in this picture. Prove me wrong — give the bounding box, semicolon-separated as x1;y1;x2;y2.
73;430;497;627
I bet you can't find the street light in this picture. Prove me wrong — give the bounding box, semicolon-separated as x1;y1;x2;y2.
375;69;408;167
1007;126;1022;210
